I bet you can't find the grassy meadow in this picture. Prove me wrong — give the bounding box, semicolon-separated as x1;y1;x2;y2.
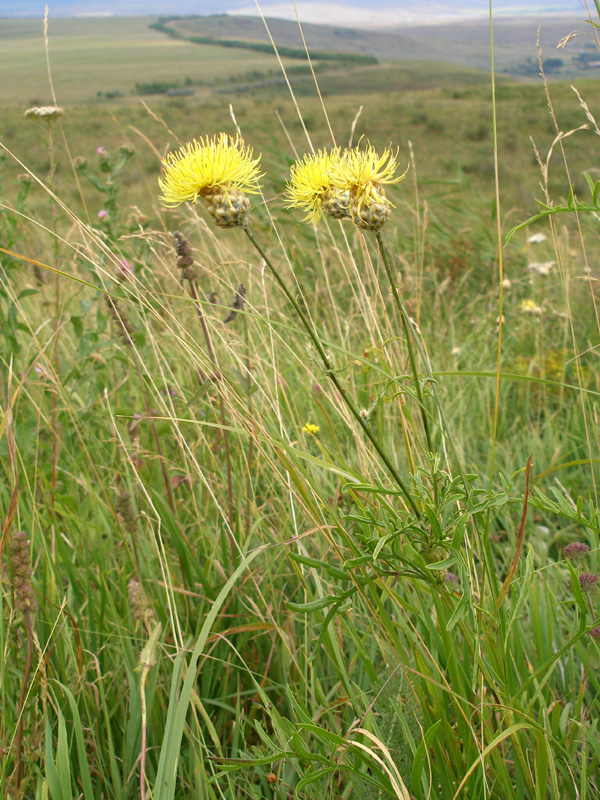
1;9;600;800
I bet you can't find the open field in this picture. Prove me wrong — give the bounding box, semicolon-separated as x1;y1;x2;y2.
1;10;600;800
0;17;302;104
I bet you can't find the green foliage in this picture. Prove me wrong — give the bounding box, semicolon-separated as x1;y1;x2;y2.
135;80;182;95
150;19;379;65
2;8;600;800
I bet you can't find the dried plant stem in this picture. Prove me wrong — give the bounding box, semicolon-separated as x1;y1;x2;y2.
130;355;175;513
244;227;420;518
139;664;150;800
187;280;236;558
48;125;60;517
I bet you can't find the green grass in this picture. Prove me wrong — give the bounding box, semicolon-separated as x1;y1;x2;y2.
1;9;600;800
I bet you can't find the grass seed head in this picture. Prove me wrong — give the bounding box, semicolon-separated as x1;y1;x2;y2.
223;283;246;324
116;491;138;536
10;531;37;616
128;578;157;628
106;297;135;345
172;231;198;278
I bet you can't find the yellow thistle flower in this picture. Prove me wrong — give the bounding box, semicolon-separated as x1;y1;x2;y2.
332;143;408;231
302;422;320;435
286;147;350;225
158;133;263;228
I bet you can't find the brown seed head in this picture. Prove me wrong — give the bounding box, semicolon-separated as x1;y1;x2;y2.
10;531;37;615
128;578;157;627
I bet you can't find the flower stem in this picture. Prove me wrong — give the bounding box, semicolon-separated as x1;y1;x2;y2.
244;227;419;518
188;279;236;561
375;231;433;456
375;232;473;501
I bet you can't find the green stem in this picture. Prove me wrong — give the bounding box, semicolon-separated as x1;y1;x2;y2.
188;279;236;562
242;310;254;544
375;234;473;503
375;233;497;606
244;226;420;518
375;231;433;455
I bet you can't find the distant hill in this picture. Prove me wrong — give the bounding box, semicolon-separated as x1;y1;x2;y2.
0;12;592;106
159;14;587;74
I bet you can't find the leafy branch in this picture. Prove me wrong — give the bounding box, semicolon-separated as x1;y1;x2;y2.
505;173;600;244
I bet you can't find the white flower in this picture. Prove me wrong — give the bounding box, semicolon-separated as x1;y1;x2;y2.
527;260;555;276
24;106;64;124
527;232;547;244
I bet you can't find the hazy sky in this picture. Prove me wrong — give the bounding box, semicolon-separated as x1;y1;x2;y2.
1;0;583;26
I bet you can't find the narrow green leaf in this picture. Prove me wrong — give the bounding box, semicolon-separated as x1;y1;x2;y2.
154;546;265;800
57;683;95;800
286;595;339;613
446;591;470;631
296;766;338;792
425;554;458;571
411;720;442;799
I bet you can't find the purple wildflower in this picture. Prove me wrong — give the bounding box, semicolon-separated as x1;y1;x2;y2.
563;542;590;561
579;573;599;593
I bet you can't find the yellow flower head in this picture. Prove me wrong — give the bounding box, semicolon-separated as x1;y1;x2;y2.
332;143;408;231
333;143;404;203
521;299;542;316
302;423;320;435
286;147;349;225
158;133;263;208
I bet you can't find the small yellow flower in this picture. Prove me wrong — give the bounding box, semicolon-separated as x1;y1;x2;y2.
332;143;408;231
521;299;542;316
302;423;320;435
158;133;263;228
286;147;349;225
